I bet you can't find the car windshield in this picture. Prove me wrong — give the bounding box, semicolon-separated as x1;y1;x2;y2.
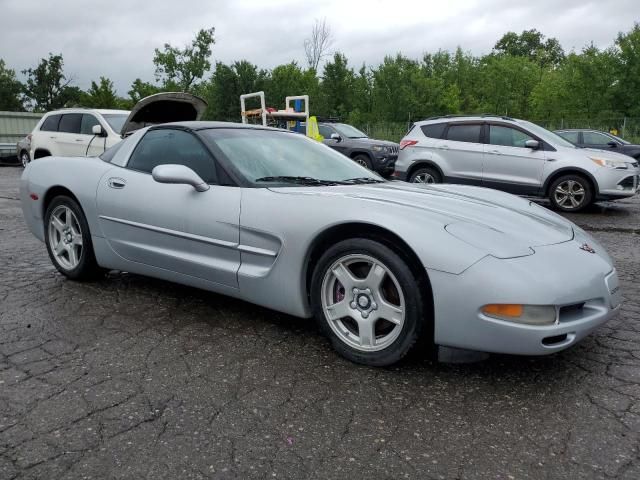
333;123;368;139
102;114;129;133
608;133;630;144
519;121;577;148
201;128;382;186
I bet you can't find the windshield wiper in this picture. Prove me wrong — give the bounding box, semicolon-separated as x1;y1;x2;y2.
342;177;385;184
255;176;345;186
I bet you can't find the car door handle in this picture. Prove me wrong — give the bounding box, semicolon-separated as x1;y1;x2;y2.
75;138;84;142
439;145;449;150
108;177;126;189
49;136;57;139
487;149;501;155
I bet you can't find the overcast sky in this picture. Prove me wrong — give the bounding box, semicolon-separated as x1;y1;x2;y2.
1;0;638;95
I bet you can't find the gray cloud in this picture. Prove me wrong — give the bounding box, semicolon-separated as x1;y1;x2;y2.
1;0;637;96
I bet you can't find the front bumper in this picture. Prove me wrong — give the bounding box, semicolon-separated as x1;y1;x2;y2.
428;238;620;356
372;154;397;175
594;167;639;199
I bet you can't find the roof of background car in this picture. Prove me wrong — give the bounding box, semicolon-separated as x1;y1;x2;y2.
41;108;130;115
414;115;522;125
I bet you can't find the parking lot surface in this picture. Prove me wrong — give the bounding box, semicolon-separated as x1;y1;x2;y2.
1;165;639;479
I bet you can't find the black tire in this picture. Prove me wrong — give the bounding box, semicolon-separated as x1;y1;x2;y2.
310;238;429;366
352;154;373;170
548;174;593;212
20;150;30;168
44;196;103;280
409;166;441;184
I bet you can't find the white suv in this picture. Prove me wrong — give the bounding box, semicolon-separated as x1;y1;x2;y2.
29;93;208;160
394;115;639;212
30;109;130;159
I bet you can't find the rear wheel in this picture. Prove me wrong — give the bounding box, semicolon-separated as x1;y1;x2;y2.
549;174;593;212
44;196;102;280
352;154;372;170
410;166;441;184
310;238;428;366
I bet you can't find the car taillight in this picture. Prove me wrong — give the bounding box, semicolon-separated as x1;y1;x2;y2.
399;140;418;150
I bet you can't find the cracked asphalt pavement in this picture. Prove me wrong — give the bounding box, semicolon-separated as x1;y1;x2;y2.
1;165;639;479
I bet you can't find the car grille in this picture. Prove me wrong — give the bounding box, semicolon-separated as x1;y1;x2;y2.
389;145;399;155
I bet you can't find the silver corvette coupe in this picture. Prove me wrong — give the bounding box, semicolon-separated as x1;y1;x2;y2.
20;122;622;366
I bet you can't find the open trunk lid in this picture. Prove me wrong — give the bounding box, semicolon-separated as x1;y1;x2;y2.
120;92;208;136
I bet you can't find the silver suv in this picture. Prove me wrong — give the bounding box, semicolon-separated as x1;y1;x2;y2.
394;115;639;211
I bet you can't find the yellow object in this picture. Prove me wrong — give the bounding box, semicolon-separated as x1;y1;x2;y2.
307;116;324;142
482;304;524;318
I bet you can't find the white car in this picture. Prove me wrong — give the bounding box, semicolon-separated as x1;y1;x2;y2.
29;93;207;160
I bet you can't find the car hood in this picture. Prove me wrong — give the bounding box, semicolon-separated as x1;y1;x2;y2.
271;182;574;258
571;147;636;163
120;92;208;136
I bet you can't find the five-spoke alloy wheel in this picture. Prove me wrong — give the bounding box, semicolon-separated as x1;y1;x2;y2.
549;174;593;212
44;196;102;280
311;238;429;366
410;166;441;184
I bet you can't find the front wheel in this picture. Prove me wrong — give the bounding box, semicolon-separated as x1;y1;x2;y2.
352;154;373;170
44;196;103;280
20;151;30;168
310;238;428;366
548;174;593;212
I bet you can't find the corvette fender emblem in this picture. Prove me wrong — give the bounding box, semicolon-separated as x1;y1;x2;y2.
579;243;596;254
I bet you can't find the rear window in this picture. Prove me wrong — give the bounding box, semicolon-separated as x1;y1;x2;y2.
420;123;446;139
446;124;481;143
58;114;82;134
40;114;61;132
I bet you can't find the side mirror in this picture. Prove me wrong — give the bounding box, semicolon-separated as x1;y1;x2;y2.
525;139;540;149
152;164;209;192
330;133;342;142
92;124;105;137
607;141;618;148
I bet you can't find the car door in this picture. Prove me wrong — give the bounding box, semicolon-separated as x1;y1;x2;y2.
96;127;241;288
435;123;484;184
482;124;546;194
80;114;108;157
321;124;349;155
582;131;619;152
56;113;85;156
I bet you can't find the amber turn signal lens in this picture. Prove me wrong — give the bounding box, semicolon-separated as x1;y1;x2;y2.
482;304;524;318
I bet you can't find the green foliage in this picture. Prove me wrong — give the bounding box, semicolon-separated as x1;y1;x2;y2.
0;60;24;111
81;77;120;109
153;27;215;92
494;29;565;68
22;53;80;111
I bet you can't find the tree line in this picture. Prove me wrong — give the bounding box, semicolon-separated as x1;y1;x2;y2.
1;24;640;130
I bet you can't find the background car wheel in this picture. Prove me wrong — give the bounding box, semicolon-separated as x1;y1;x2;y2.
549;174;593;212
44;196;103;280
310;238;429;366
352;154;373;170
20;151;30;168
410;167;441;184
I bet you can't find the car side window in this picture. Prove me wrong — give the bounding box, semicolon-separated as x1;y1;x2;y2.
40;114;62;132
489;125;535;148
583;131;613;145
318;125;334;138
81;114;100;135
557;131;579;144
58;114;82;134
127;129;217;183
445;124;481;143
421;123;447;139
